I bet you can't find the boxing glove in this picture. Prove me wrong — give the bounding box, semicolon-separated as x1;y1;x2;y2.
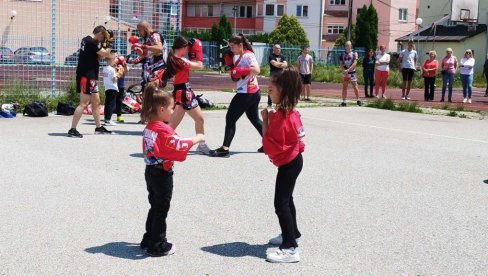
188;38;203;62
131;43;147;51
231;67;250;80
223;49;234;71
128;35;139;45
117;56;126;66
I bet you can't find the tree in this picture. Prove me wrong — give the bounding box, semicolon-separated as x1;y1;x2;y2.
211;15;233;45
353;4;378;51
335;24;356;47
268;15;309;47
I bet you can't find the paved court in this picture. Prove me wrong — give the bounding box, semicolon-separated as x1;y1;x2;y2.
0;103;487;275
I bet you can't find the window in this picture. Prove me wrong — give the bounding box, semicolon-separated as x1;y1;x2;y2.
188;4;216;17
265;4;274;16
277;5;284;16
297;5;308;17
237;6;252;18
187;5;195;16
265;4;284;16
327;25;344;34
329;0;346;5
399;8;407;22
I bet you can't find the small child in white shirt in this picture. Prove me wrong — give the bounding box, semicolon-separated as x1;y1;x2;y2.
103;54;120;126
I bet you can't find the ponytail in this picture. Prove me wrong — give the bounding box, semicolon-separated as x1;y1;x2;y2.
228;33;254;53
162;36;188;81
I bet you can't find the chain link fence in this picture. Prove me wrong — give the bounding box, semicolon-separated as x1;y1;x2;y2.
0;0;180;99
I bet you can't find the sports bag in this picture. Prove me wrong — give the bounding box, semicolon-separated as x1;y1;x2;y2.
23;102;48;117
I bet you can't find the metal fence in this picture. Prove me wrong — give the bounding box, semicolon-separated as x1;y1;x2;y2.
0;0;180;98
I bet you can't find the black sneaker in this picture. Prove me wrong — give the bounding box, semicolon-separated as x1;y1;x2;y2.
357;100;362;106
147;242;176;257
209;146;230;157
440;98;444;102
257;146;264;153
68;128;83;138
95;126;112;135
339;102;347;107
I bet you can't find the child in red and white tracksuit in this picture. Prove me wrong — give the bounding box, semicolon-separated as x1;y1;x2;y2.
261;67;305;263
139;85;204;257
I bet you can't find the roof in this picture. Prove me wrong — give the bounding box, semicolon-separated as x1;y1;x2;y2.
396;24;486;42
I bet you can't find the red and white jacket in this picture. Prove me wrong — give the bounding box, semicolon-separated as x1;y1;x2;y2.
143;121;193;170
263;110;305;167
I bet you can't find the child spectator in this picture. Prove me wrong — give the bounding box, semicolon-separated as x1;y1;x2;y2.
139;84;204;257
261;67;305;263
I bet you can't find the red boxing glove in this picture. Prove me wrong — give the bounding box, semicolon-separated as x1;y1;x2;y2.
188;38;203;62
128;35;139;44
117;56;126;66
231;67;250;80
223;49;234;71
132;43;147;51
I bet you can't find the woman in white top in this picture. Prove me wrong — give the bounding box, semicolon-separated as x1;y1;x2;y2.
459;49;475;103
374;45;390;98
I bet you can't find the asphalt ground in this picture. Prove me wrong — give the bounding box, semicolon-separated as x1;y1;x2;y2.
0;98;487;275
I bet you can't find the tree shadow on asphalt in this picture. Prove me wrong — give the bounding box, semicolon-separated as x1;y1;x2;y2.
85;242;148;260
47;133;70;137
201;242;273;259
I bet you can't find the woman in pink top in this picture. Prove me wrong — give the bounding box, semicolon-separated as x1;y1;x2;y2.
422;51;439;101
440;48;457;102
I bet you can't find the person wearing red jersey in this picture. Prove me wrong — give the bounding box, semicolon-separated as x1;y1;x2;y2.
209;34;263;157
261;67;305;263
161;36;211;154
139;84;204;257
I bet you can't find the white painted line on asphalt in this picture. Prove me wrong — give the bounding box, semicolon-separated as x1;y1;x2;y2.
305;116;488;144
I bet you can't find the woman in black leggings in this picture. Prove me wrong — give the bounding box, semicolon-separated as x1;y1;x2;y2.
209;34;263;157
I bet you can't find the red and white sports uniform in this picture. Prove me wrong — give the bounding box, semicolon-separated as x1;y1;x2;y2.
143;121;193;171
234;51;260;94
172;56;198;110
263;110;305;167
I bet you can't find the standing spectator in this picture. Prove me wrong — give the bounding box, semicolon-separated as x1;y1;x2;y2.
440;48;458;102
339;41;362;106
398;41;418;100
209;34;263;157
374;45;390;98
362;49;375;98
483;56;488;97
422;51;439;101
297;46;313;101
115;55;128;123
459;49;475;104
102;54;119;126
68;25;113;138
268;44;288;106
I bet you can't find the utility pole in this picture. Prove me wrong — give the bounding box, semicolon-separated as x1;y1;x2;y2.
347;0;353;41
233;6;238;35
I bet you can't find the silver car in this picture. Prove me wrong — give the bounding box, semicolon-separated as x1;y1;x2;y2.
14;47;51;65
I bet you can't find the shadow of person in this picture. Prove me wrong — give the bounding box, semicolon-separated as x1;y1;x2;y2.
85;242;148;260
201;242;273;259
483;179;488;184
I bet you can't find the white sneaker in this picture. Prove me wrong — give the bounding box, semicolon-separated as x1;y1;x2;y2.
268;234;299;245
401;97;406;100
468;98;472;104
406;97;411;100
197;143;211;155
463;98;468;103
266;247;300;263
103;120;117;126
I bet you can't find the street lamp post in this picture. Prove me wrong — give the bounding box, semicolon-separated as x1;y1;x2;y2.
232;6;238;35
415;17;423;65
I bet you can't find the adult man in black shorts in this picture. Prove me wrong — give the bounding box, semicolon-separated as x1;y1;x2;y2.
398;41;418;100
68;25;113;138
268;44;287;107
134;20;165;88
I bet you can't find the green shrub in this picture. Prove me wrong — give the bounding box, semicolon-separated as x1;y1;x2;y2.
447;110;457;117
397;101;423;113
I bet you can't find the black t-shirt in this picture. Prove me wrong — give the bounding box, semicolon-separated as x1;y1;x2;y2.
268;53;286;73
76;36;101;79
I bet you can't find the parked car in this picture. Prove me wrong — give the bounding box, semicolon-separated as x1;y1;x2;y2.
64;50;79;66
0;47;15;64
14;47;50;65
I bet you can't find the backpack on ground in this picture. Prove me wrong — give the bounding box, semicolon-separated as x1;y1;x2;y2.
56;102;75;116
23;102;48;117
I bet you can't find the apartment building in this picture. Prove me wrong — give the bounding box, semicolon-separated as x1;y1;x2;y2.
322;0;420;52
182;0;325;49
